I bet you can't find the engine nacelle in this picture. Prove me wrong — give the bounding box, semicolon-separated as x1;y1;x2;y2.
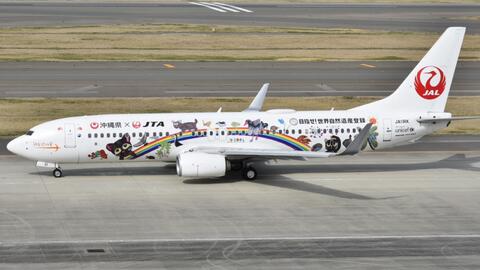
176;152;229;178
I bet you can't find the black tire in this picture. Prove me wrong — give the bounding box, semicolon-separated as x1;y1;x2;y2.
53;168;63;178
242;167;257;181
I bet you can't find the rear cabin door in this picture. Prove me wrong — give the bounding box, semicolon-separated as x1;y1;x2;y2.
383;119;392;142
64;123;76;148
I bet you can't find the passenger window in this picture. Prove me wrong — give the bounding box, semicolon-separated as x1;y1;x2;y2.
119;133;123;137
221;131;225;135
132;133;136;137
145;132;149;137
279;130;283;134
323;129;327;133
139;132;143;137
166;132;169;136
106;133;110;138
352;129;356;133
228;131;232;135
100;133;104;138
94;133;98;138
292;130;295;134
159;132;163;136
88;133;92;138
341;129;344;133
298;129;302;134
113;133;116;138
285;130;289;134
210;131;213;136
26;130;34;136
153;132;156;137
329;129;332;134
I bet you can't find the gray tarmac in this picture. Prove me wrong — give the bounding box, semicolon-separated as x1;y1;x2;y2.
0;150;480;269
1;61;479;98
1;2;480;33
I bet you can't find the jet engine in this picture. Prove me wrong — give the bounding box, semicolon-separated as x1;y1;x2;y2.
176;152;230;178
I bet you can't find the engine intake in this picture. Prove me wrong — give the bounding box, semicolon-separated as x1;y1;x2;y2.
176;152;229;178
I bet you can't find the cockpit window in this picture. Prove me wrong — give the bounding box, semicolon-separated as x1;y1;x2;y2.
26;130;34;136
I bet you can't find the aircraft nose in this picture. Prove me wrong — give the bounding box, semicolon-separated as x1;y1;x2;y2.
6;138;22;155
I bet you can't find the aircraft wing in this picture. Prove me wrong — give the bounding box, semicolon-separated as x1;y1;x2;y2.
185;123;372;160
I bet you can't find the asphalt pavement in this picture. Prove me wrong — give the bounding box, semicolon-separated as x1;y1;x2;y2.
1;2;480;33
1;61;479;97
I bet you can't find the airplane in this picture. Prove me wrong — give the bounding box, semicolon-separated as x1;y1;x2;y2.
7;27;476;180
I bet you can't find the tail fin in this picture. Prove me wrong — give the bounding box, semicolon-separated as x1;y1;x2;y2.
352;27;465;113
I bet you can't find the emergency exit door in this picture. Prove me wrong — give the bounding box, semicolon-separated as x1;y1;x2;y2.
64;123;76;148
383;119;392;142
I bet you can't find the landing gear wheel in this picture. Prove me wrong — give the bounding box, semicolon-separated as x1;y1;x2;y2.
53;168;63;178
242;166;257;181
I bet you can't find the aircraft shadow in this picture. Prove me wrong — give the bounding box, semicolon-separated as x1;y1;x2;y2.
262;154;480;174
184;174;396;200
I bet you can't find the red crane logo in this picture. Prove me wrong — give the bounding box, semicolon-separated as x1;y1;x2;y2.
414;66;446;100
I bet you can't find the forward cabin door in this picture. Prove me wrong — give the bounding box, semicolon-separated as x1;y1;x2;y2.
64;123;76;148
383;119;392;142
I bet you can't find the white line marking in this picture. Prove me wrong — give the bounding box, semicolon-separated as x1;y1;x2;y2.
203;2;239;12
189;2;227;12
3;234;480;246
213;2;253;13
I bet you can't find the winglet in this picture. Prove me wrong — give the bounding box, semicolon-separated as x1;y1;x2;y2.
243;83;269;112
341;123;372;156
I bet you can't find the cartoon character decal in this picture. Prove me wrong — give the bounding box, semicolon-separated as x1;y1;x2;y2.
244;119;268;141
325;135;341;153
133;133;148;147
173;119;198;132
297;135;311;146
311;143;323;152
362;117;379;150
156;141;171;159
88;149;108;159
270;125;279;133
106;133;136;160
216;121;226;127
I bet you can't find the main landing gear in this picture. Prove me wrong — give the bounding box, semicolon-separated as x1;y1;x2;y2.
241;165;257;181
53;166;63;178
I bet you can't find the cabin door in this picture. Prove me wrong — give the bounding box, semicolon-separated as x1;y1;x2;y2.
64;123;76;148
383;119;392;142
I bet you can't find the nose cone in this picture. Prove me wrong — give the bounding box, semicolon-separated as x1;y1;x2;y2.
7;138;22;155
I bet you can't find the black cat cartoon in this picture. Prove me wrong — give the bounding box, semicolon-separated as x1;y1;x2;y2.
106;133;136;160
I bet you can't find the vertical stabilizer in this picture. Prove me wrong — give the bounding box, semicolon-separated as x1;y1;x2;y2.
352;27;465;113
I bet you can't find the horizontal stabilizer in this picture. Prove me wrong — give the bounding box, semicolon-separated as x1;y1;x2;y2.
341;123;373;156
417;116;480;123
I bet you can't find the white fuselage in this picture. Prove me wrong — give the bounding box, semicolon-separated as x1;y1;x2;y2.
7;109;447;164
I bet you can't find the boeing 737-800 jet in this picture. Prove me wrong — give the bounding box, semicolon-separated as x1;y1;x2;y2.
7;27;476;180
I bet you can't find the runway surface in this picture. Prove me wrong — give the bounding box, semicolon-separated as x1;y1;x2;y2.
1;2;480;33
1;61;479;98
0;149;480;268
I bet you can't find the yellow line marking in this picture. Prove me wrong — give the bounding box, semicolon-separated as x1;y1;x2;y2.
163;64;175;69
360;63;376;68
